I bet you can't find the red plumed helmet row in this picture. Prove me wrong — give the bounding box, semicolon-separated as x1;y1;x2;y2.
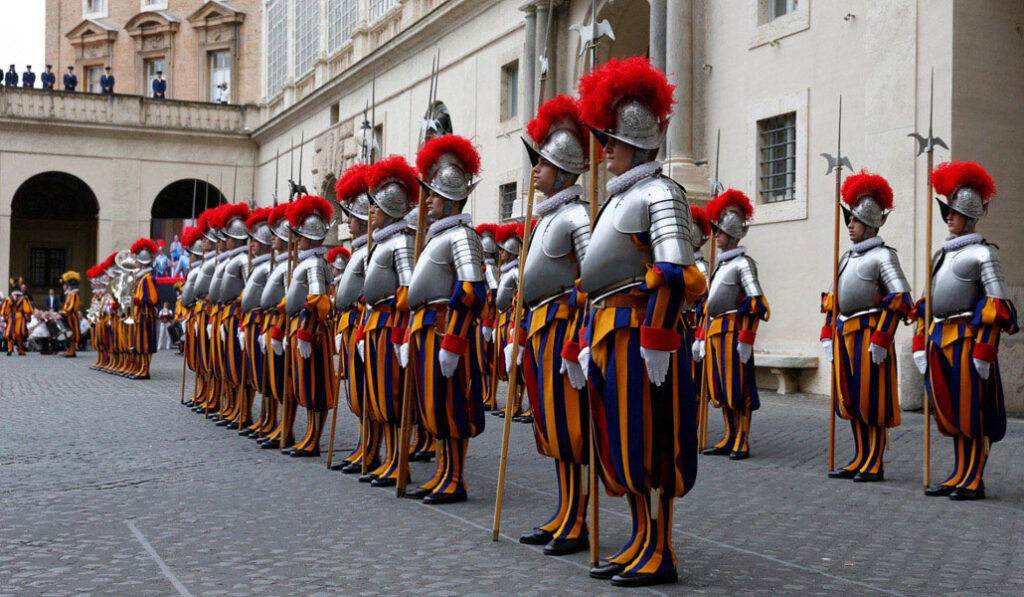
475;223;498;238
705;189;754;222
841;170;894;210
335;163;372;203
326;246;350;264
527;95;582;144
931;160;996;202
690;205;712;237
368;155;419;194
180;226;203;248
577;57;674;132
246;207;272;230
416;134;481;178
287;195;333;226
131;238;159;256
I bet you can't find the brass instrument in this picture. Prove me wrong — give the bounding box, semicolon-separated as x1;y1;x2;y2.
113;251;141;325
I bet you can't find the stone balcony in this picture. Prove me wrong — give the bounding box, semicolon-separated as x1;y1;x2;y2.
0;87;258;136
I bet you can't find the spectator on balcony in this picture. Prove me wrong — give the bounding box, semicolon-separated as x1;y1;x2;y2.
41;65;56;90
100;66;114;94
5;65;18;88
21;65;35;89
152;70;166;99
216;82;229;105
63;66;78;92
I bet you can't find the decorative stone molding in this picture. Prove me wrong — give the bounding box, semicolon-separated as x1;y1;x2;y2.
125;11;180;96
187;1;247;103
66;19;118;72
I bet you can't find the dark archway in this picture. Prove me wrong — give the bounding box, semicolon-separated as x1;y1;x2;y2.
11;172;99;307
150;179;226;257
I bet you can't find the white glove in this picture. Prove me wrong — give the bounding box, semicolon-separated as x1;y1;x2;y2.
258;334;266;353
334;333;343;353
297;338;312;359
271;337;284;356
504;343;522;373
821;339;833;363
179;321;186;335
237;329;246;351
398;343;409;368
640;346;671;387
973;358;991;380
561;358;586;390
692;339;705;362
438;348;460;378
219;323;226;339
206;324;212;339
578;347;591;381
913;350;927;375
482;326;494;342
356;340;365;362
869;342;888;365
737;342;753;364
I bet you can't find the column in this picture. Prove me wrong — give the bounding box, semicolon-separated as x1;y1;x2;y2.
664;0;704;195
649;0;667;72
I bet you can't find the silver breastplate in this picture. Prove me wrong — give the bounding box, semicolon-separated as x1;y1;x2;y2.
836;246;910;316
407;225;484;309
241;259;273;312
363;232;415;306
335;245;368;310
287;255;331;315
932;241;1006;318
209;261;228;303
180;267;200;307
523;201;589;308
261;260;290;311
707;254;762;317
695;257;708;282
219;253;250;304
484;261;500;291
194;259;217;298
496;268;519;311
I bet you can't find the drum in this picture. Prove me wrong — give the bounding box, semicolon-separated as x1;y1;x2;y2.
167;321;183;345
52;318;73;341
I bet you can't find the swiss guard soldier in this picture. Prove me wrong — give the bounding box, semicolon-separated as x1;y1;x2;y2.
695;189;770;460
128;238;159;379
192;208;223;413
213;203;253;429
402;134;487;504
283;195;335;457
494;223;529;421
205;205;235;418
332;165;378;471
60;271;82;357
257;204;295;449
239;207;276;438
821;171;911;482
63;66;78;92
2;277;33;355
576;57;706;587
41;65;55;90
361;155;418;487
516;94;592;556
178;226;208;406
914;161;1018;500
475;222;500;410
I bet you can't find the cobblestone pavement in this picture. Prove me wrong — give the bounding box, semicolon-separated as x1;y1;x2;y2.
1;350;1022;596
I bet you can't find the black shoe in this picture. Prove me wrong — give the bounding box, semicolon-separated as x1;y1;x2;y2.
225;422;239;430
238;428;254;437
184;400;195;408
329;462;349;471
589;563;625;580
208;415;223;422
358;472;377;483
514;415;534;424
853;471;884;483
340;461;364;474
828;469;857;479
519;528;554;546
411;451;434;463
289;448;320;458
544;535;589;556
949;487;985;501
258;440;284;450
402;487;431;500
490;410;504;417
215;419;230;427
701;446;730;456
422;491;467;505
924;484;955;497
611;568;679;587
729;450;749;460
370;477;397;488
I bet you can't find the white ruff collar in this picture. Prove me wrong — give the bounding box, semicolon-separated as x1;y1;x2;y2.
251;253;272;267
943;232;983;251
203;250;216;260
220;246;247;260
500;259;519;273
850;236;884;254
719;246;746;261
297;247;327;261
429;213;472;237
351;234;368;249
606;161;662;196
372;221;408;243
535;184;583;217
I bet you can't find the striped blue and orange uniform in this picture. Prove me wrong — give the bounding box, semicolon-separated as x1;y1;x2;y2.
914;296;1018;492
61;290;82;351
497;304;528;415
289;293;337;452
364;287;411;482
583;261;706;577
474;286;498;409
241;309;266;423
260;306;289;443
822;291;910;475
339;304;380;467
1;295;32;352
408;280;487;497
132;271;158;361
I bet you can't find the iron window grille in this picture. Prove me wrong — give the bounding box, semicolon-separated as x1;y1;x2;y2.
499;183;517;221
758;112;796;203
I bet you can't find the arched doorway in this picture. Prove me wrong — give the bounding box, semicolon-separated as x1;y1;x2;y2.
150;179;226;255
10;172;99;307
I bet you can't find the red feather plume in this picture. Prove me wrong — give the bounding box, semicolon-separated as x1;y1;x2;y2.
706;189;754;223
246;207;272;230
690;206;712;237
475;223;498;237
577;57;675;131
841;170;893;210
131;238;159;256
416;134;481;179
215;202;251;228
102;252;118;271
287;195;333;226
335;163;372;203
495;222;522;245
368;155;419;195
528;95;582;144
268;203;290;227
326;247;350;264
180;226;202;248
86;266;97;279
196;209;212;233
931;160;996;202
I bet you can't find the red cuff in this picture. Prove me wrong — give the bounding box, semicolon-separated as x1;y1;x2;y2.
441;333;468;354
481;319;494;329
296;329;315;343
403;328;410;344
870;330;893;348
390;327;405;344
353;326;365;343
640;326;681;351
270;327;285;341
820;325;833;342
973;342;997;363
133;297;141;306
695;326;706;341
560;341;581;363
737;329;756;345
912;334;925;352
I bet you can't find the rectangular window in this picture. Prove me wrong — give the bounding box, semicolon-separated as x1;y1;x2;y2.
500;60;519;121
86;66;104;93
267;0;288;97
773;0;796;19
85;0;107;15
758;112;797;203
294;0;320;78
499;183;517;221
208;50;231;101
328;0;359;53
369;0;398;22
141;0;168;10
144;57;165;95
29;248;67;287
